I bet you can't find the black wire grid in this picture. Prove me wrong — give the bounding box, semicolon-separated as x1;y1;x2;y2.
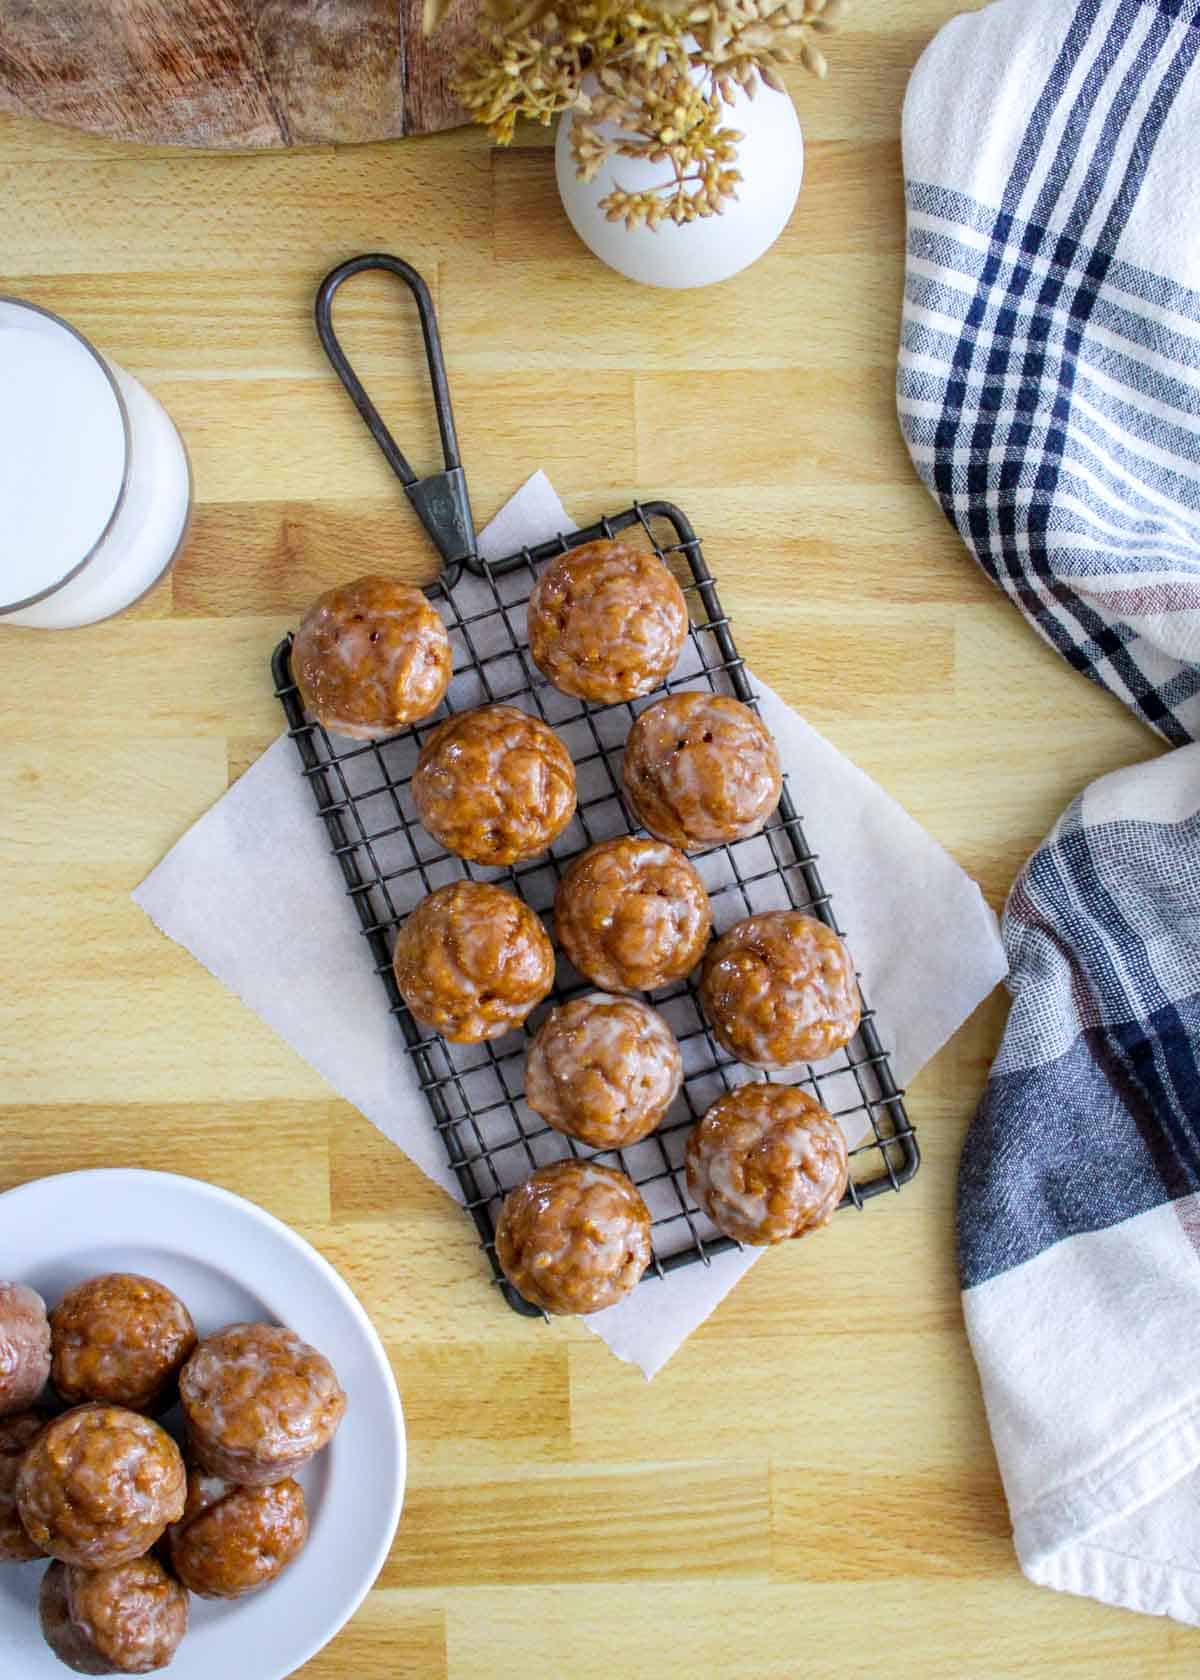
272;253;918;1316
271;499;919;1317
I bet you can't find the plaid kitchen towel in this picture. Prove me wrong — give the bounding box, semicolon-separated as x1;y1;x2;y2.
959;746;1200;1622
898;0;1200;1627
898;0;1200;744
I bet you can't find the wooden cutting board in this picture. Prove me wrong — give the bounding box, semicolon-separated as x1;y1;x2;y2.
0;0;479;148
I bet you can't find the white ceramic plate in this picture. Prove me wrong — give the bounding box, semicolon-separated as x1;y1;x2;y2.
0;1169;405;1679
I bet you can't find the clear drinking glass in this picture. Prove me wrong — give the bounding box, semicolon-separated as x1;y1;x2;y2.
0;298;192;629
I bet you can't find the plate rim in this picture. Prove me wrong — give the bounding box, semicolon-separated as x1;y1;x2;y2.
0;1166;406;1679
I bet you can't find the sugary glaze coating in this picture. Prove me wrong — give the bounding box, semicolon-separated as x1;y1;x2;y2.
16;1405;186;1569
525;994;683;1149
291;575;452;740
169;1469;308;1599
412;704;576;865
0;1282;52;1417
495;1160;653;1315
527;539;689;703
393;880;555;1043
554;836;712;993
0;1409;47;1561
685;1083;849;1244
51;1275;197;1415
179;1323;346;1486
700;911;860;1068
623;692;782;849
40;1556;188;1675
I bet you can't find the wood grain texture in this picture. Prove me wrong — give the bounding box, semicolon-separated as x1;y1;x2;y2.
0;0;474;147
0;2;1182;1673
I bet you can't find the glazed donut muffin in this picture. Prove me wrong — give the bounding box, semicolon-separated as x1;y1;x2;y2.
40;1556;188;1675
527;539;689;702
291;575;452;740
412;704;576;865
686;1084;849;1245
623;692;782;849
554;836;711;993
525;995;683;1149
0;1409;46;1561
495;1160;653;1315
180;1323;346;1486
700;911;860;1068
0;1282;51;1417
393;880;555;1043
50;1275;197;1414
169;1470;308;1599
16;1405;186;1569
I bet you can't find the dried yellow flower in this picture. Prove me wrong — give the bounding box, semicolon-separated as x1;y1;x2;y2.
438;0;844;228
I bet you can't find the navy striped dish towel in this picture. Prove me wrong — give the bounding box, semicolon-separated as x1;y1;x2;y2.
899;0;1200;1627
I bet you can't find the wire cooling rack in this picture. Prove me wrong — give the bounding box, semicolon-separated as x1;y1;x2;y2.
272;496;919;1316
272;252;918;1316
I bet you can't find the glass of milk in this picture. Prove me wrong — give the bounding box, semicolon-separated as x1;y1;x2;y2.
0;298;192;629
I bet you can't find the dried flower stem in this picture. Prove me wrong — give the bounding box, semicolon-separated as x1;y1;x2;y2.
440;0;844;228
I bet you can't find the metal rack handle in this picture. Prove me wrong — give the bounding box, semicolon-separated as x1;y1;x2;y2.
315;253;477;571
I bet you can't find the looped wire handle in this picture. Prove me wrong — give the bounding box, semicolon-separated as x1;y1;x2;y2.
315;253;477;571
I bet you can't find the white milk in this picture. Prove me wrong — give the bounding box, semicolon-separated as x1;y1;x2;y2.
0;299;191;628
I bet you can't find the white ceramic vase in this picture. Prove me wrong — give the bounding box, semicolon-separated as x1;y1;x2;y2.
555;77;804;289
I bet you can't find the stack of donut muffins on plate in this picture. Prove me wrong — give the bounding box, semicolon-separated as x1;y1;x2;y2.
290;538;861;1316
0;1274;345;1673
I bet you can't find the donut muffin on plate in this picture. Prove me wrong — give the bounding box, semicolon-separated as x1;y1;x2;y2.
686;1084;849;1245
179;1322;346;1487
623;692;781;850
50;1274;196;1415
495;1160;653;1315
554;836;711;993
291;575;452;740
700;910;860;1068
527;539;688;703
16;1405;186;1569
0;1281;51;1417
412;703;576;865
525;994;683;1149
39;1555;188;1675
169;1469;309;1599
0;1408;47;1561
393;880;555;1043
